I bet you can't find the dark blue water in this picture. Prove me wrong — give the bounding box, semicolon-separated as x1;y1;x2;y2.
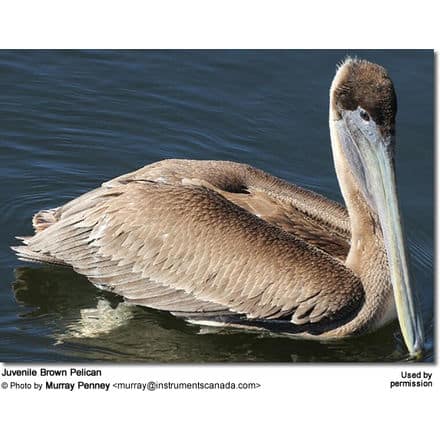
0;50;433;362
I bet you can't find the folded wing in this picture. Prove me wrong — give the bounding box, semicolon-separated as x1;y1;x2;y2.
13;160;362;330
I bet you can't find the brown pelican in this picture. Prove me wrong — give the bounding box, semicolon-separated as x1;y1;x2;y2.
12;58;424;357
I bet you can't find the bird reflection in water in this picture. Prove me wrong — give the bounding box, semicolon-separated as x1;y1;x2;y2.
12;266;407;362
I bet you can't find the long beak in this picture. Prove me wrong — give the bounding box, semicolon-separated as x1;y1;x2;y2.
341;115;425;357
364;143;424;357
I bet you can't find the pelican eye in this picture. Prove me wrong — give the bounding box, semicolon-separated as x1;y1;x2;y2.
360;109;370;122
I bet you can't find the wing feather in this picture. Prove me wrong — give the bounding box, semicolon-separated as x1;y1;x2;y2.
105;159;351;260
15;161;364;330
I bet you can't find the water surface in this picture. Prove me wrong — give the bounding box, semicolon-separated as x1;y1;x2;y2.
0;50;433;362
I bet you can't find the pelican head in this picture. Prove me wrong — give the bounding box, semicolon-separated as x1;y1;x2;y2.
329;58;424;357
